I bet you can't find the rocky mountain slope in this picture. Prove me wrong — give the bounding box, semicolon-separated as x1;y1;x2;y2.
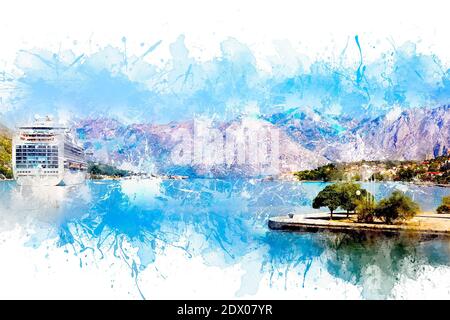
351;105;449;160
75;105;449;176
76;116;328;177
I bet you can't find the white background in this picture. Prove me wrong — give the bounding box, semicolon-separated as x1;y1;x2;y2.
1;0;449;69
1;0;450;299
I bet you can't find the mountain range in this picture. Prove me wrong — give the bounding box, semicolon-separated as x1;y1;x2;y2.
75;105;450;177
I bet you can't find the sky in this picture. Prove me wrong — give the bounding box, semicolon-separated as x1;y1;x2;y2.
0;0;449;124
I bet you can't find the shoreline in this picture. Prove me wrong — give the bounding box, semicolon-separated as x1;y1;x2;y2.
1;175;450;187
269;212;450;239
279;177;450;188
89;174;189;181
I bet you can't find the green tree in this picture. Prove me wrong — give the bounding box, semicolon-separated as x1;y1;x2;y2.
371;172;385;181
294;170;320;181
89;164;102;175
0;135;12;179
318;164;344;182
87;162;130;178
374;191;420;224
428;162;440;172
336;182;370;217
312;184;341;219
355;198;376;223
436;195;450;214
395;167;416;181
294;163;345;182
436;171;450;185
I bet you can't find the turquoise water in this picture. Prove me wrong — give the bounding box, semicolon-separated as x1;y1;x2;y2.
0;179;449;299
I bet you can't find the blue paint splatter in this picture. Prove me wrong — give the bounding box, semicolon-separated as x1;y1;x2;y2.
2;36;449;125
1;180;449;299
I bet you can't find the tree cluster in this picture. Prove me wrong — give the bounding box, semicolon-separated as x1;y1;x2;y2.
312;183;420;224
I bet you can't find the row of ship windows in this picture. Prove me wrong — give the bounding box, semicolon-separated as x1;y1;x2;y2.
17;146;83;156
64;150;83;157
16;154;58;157
17;170;59;174
16;145;58;149
65;155;84;160
17;155;83;161
17;153;82;158
20;139;54;142
16;156;58;160
16;150;58;153
16;160;58;164
16;165;59;169
16;154;58;158
64;144;82;150
16;148;58;151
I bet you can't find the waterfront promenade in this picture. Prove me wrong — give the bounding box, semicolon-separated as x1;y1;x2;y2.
269;212;450;238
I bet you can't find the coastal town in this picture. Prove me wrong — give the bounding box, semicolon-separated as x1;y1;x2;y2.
291;155;450;186
2;118;448;241
2;119;450;186
88;162;188;180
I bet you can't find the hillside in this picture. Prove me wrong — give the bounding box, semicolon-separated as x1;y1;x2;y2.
270;105;450;163
351;105;450;160
74;105;449;177
76;116;328;177
293;156;450;184
0;124;12;179
1;105;447;179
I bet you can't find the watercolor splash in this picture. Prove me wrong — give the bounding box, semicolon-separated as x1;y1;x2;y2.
1;35;449;125
0;179;449;299
0;35;449;299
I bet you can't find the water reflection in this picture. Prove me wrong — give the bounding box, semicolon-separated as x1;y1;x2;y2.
0;179;449;298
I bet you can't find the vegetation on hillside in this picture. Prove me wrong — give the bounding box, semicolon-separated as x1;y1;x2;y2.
294;155;450;184
294;163;344;182
88;162;131;178
0;135;12;179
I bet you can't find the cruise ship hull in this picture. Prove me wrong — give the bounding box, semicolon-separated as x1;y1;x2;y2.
15;170;86;186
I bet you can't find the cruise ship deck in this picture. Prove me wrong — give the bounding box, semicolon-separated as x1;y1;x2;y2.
12;116;87;186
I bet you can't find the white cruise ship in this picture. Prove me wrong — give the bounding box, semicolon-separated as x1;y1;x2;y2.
12;116;87;186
